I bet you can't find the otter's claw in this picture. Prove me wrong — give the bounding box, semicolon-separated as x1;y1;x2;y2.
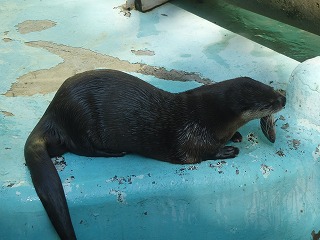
214;146;239;159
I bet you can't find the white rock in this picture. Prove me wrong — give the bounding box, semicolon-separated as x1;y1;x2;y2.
287;56;320;125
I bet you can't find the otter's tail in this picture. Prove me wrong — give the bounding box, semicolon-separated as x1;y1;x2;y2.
24;132;76;240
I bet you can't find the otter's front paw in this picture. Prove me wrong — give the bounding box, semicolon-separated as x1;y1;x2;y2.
214;146;239;159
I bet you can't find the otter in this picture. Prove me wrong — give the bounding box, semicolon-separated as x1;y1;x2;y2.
24;69;286;239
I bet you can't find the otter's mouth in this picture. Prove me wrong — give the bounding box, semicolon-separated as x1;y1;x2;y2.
260;94;286;143
260;114;276;143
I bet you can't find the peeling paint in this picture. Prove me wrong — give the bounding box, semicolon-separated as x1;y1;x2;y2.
175;165;198;176
63;175;75;194
0;111;14;116
5;41;212;97
276;149;285;157
114;4;132;17
246;132;259;148
2;31;12;42
2;38;12;42
260;164;273;178
52;156;67;171
312;144;320;161
15;20;57;34
131;49;155;56
109;189;127;203
281;123;289;130
106;174;144;184
288;139;301;150
3;180;26;188
209;161;227;174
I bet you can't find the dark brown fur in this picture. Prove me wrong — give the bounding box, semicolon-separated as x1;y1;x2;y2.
24;69;286;239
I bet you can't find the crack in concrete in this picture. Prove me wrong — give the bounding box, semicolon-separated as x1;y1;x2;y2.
5;41;213;97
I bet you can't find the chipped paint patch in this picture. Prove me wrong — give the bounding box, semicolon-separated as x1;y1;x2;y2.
276;149;285;157
288;139;300;150
312;145;320;161
3;180;26;188
2;31;12;42
0;111;14;116
109;189;127;203
175;165;198;176
281;123;289;130
260;164;273;178
16;20;57;34
5;41;212;97
52;156;67;171
114;4;132;17
246;132;258;147
106;174;144;184
131;49;155;56
2;38;12;42
209;161;227;174
63;176;75;194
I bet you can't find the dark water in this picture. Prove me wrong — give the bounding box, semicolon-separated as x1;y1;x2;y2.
173;0;320;62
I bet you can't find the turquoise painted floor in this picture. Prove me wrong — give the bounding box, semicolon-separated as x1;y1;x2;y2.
0;0;319;239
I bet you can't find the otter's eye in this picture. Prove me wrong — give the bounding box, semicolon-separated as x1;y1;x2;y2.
263;101;274;109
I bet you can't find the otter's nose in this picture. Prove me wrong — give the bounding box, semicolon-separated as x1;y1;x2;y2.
278;95;286;107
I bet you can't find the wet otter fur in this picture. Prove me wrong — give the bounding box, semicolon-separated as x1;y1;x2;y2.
24;69;286;239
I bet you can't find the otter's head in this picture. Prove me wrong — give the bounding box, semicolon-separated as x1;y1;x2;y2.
224;77;286;122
